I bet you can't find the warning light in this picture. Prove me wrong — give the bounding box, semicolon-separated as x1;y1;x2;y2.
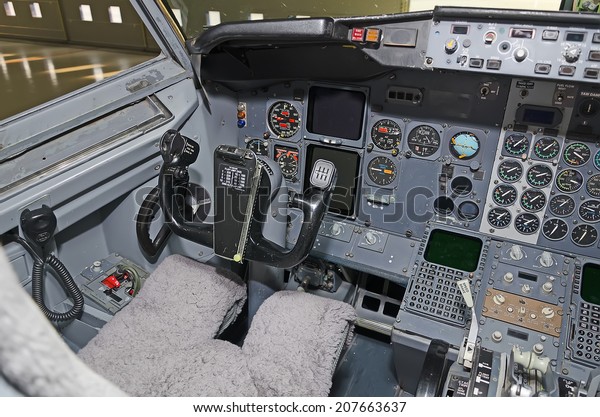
365;28;381;43
351;28;365;42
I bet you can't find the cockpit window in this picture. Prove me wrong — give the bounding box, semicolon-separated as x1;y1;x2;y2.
161;0;565;38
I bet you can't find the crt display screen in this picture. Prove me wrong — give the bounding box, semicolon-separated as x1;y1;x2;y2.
424;229;483;272
582;264;600;306
307;86;366;140
304;145;360;217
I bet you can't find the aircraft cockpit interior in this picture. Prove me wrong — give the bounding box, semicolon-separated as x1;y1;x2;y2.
1;0;600;398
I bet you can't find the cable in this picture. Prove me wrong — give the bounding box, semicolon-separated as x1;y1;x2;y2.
31;254;84;322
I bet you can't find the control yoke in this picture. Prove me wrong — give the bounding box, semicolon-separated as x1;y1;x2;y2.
157;130;337;269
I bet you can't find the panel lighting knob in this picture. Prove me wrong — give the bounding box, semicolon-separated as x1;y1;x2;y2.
509;245;524;261
522;284;531;294
563;45;582;63
330;222;344;236
542;281;553;294
364;231;378;245
493;294;506;305
533;343;544;355
503;272;514;283
514;47;528;62
540;251;554;268
541;307;555;319
445;38;459;54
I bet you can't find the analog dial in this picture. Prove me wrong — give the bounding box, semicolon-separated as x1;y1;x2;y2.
526;164;553;188
533;137;560;160
450;132;480;160
520;189;547;212
487;207;511;229
542;218;569;241
515;213;540;235
371;119;401;150
586;174;600;198
556;169;584;193
498;160;523;183
492;184;517;206
246;138;269;156
367;156;398;187
268;101;301;138
503;133;529;156
563;142;591;167
579;200;600;223
274;146;299;180
457;201;479;221
407;125;441;157
571;224;598;247
594;150;600;171
549;194;575;217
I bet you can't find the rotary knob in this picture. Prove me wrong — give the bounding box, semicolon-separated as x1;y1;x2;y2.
522;284;532;294
364;231;378;245
509;245;524;261
542;281;553;294
445;38;458;54
541;306;555;319
503;272;514;283
563;45;582;63
493;294;506;305
514;47;528;62
330;222;344;236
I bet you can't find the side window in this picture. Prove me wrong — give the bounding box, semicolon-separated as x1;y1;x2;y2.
0;0;160;121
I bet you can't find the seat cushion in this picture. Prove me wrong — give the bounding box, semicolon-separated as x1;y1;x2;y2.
242;291;356;396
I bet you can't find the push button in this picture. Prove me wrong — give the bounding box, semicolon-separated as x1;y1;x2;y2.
542;30;559;41
486;59;502;70
534;63;551;74
558;65;576;76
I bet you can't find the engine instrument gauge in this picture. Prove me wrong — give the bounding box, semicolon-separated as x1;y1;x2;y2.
457;201;479;221
268;101;301;138
515;213;540;235
526;164;553;188
487;207;511;229
371;119;401;150
503;133;529;156
498;160;523;183
246;138;269;156
407;125;441;157
571;224;598;247
586;174;600;198
579;200;600;223
533;137;560;160
549;194;575;217
520;189;547;212
274;146;299;180
367;156;398;187
594;150;600;171
542;218;568;241
492;184;517;206
563;142;591;167
450;131;480;160
556;169;584;193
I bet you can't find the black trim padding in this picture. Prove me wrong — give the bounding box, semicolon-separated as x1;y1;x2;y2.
415;339;451;397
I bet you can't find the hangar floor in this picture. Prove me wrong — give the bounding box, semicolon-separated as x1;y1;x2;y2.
0;39;154;120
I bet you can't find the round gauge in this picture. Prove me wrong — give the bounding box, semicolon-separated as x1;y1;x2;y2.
579;200;600;223
533;137;560;160
367;156;398;187
526;164;553;188
556;169;584;193
498;160;523;183
457;201;480;221
268;101;301;138
549;194;576;217
571;224;598;247
450;132;480;160
246;138;269;156
594;150;600;171
503;133;529;156
520;189;547;212
433;196;454;216
492;184;517;206
542;218;569;241
515;213;540;235
451;177;473;196
274;147;299;179
586;174;600;198
407;125;441;157
488;207;511;229
563;142;591;167
371;119;401;150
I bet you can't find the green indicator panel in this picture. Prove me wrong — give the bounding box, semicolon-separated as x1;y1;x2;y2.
424;229;483;272
582;264;600;306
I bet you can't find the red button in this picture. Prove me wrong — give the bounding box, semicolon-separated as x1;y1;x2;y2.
351;28;365;42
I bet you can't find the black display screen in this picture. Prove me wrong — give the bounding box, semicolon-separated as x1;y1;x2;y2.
582;263;600;306
304;145;360;217
307;86;366;140
515;105;562;127
424;229;483;272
